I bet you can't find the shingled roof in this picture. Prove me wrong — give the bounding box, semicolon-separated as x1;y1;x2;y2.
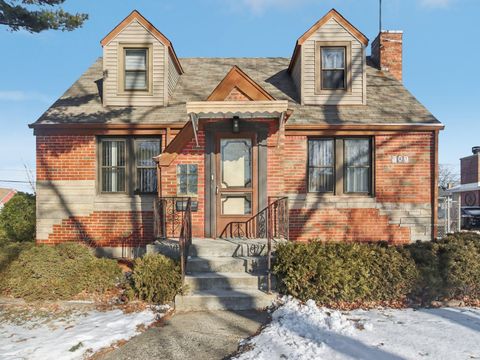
32;57;440;127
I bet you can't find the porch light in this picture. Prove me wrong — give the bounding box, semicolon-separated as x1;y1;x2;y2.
232;116;240;133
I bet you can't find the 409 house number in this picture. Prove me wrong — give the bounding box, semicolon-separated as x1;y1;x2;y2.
391;155;409;164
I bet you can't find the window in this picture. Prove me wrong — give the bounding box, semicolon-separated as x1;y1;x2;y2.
308;138;372;195
135;139;161;193
321;47;346;90
177;164;198;196
344;139;371;193
99;137;160;194
308;139;335;192
101;140;126;193
124;48;148;90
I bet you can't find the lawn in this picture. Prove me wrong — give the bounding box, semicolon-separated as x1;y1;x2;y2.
0;303;170;359
234;297;480;360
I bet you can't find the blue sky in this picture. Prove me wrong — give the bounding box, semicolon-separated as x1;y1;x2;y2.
0;0;478;192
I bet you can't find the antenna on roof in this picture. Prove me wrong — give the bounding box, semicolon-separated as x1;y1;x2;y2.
379;0;383;32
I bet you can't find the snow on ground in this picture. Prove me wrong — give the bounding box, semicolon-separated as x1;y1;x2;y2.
235;297;480;360
0;305;168;360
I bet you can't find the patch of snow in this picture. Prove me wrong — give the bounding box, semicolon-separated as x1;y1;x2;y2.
0;306;167;359
235;297;480;360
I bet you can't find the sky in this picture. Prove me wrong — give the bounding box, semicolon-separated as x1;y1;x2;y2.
0;0;478;193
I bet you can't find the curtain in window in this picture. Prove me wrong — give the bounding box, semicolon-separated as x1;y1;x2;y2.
345;139;370;193
321;47;346;89
136;140;160;193
125;49;147;90
308;139;334;192
102;140;126;192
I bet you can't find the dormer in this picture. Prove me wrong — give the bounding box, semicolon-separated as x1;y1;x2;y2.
100;10;183;107
288;9;368;105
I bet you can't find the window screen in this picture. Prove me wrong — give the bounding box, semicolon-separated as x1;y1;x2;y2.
135;139;160;193
345;139;371;193
321;47;346;90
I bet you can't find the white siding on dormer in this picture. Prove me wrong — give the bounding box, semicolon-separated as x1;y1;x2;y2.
168;52;180;98
103;20;166;107
301;18;365;105
291;50;302;102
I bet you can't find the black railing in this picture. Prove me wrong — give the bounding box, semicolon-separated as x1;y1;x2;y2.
221;196;290;293
154;196;192;281
154;196;192;240
179;198;192;281
220;196;289;241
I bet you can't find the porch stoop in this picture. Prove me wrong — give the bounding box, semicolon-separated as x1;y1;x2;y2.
154;238;278;312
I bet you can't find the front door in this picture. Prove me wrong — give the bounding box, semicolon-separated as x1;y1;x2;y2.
216;134;257;237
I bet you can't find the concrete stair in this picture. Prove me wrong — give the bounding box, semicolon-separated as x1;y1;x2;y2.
174;238;277;312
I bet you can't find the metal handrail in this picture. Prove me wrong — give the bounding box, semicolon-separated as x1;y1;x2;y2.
221;196;290;293
178;198;192;281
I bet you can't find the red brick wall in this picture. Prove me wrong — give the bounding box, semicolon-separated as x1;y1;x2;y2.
290;208;410;243
37;135;155;247
282;132;434;243
159;132;206;237
461;155;479;184
45;211;153;247
37;136;96;181
376;133;433;203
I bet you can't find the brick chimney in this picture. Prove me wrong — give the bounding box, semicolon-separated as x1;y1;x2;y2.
371;31;403;82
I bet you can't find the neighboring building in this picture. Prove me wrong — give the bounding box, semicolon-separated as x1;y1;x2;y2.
457;147;480;207
0;188;17;210
30;9;443;257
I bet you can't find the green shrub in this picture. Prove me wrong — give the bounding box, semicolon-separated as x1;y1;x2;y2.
0;242;123;300
408;233;480;301
0;192;36;242
0;242;33;273
131;254;182;304
274;241;418;304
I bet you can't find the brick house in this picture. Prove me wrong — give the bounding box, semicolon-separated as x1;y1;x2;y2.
30;9;443;257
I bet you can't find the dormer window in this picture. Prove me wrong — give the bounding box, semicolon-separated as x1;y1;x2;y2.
118;44;153;94
125;48;148;90
321;47;346;90
315;41;352;94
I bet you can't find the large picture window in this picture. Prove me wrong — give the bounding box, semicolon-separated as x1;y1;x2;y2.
308;138;372;195
99;137;161;194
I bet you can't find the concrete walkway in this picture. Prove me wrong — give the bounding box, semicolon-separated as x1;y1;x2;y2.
99;310;269;360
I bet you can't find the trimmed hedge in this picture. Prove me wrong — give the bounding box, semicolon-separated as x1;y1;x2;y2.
408;233;480;301
130;254;182;304
274;233;480;305
0;192;36;242
0;243;123;301
274;241;418;304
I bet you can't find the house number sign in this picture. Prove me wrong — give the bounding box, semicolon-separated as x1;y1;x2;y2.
391;155;409;164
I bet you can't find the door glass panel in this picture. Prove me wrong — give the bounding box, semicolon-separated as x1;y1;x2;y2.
220;138;252;188
221;193;252;215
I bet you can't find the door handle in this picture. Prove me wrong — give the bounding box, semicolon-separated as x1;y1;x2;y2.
216;185;219;195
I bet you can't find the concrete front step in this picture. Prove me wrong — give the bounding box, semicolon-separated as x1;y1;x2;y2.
184;272;274;292
186;256;268;273
175;289;277;312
